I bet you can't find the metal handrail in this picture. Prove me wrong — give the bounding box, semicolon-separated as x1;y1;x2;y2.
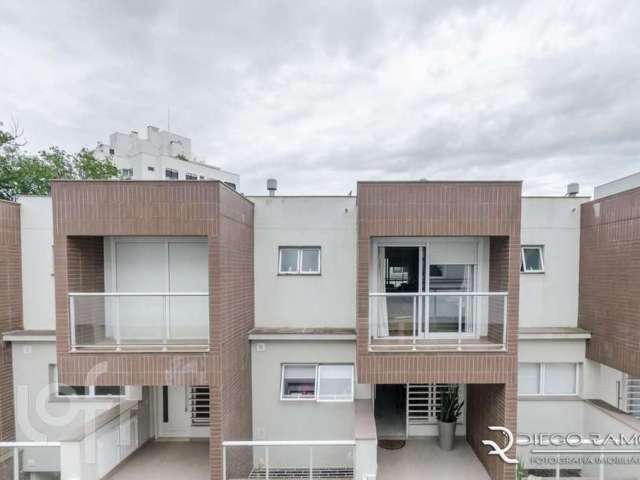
0;442;61;480
369;291;508;297
222;440;356;480
68;292;209;351
368;291;508;352
69;292;207;296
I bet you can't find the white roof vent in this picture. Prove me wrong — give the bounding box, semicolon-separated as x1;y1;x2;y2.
267;178;278;196
566;183;580;196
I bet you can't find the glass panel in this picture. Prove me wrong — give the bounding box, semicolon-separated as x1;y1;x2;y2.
282;365;316;399
428;265;474;334
518;363;541;394
94;386;124;396
58;385;89;396
523;247;543;271
544;363;576;394
317;365;353;401
301;248;320;273
279;248;299;273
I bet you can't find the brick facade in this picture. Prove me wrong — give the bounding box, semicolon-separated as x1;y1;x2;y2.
356;181;521;480
51;181;254;480
0;200;22;441
578;187;640;375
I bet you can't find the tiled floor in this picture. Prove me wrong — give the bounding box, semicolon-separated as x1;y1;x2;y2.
105;441;209;480
377;438;490;480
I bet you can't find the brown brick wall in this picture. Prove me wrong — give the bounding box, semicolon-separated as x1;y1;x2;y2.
210;186;255;479
51;181;255;480
578;187;640;375
468;383;517;480
356;182;521;385
0;200;21;441
356;182;520;480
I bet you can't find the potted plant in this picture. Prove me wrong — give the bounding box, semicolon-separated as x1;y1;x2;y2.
437;385;464;451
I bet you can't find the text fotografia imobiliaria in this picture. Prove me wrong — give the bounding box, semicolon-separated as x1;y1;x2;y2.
483;427;640;466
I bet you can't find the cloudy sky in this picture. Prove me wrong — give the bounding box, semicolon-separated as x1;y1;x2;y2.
1;1;639;195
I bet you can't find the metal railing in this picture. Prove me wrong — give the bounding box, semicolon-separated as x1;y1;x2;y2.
222;440;356;480
368;291;508;352
0;442;61;480
69;292;209;351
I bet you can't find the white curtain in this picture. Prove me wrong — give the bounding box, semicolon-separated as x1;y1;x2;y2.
463;265;474;333
376;247;389;337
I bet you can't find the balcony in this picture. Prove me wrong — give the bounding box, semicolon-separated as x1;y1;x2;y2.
69;292;209;351
368;291;507;352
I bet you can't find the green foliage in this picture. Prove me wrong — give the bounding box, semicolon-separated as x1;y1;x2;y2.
516;457;525;480
0;126;119;200
437;385;464;423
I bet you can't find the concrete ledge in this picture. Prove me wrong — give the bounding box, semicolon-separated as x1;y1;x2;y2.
249;327;357;341
518;327;591;340
3;329;56;342
60;400;138;442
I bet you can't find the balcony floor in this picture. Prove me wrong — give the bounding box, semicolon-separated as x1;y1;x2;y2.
377;438;490;480
105;441;209;480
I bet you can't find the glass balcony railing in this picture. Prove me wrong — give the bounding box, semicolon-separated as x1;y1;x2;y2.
368;291;508;352
68;292;209;351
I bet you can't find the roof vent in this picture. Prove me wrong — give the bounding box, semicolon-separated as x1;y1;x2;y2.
566;183;580;196
267;178;278;197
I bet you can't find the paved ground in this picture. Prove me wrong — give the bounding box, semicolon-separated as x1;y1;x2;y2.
105;441;209;480
377;438;490;480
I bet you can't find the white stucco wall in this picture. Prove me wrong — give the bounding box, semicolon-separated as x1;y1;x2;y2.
582;360;625;408
519;197;588;328
17;195;55;331
250;340;362;468
12;342;118;441
250;197;357;329
594;171;640;199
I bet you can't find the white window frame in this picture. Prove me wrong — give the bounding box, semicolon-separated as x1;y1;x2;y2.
51;365;125;399
521;245;545;273
317;364;355;403
280;363;354;403
278;247;321;275
518;362;579;396
280;364;318;401
185;172;198;180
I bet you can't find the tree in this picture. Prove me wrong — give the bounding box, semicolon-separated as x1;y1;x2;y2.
0;125;119;200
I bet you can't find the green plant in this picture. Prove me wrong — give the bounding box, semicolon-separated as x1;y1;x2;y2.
437;385;464;423
516;457;525;480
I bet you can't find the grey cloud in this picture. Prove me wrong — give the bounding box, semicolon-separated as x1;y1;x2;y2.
1;0;640;196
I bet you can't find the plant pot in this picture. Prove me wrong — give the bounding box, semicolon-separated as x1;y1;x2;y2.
438;420;456;450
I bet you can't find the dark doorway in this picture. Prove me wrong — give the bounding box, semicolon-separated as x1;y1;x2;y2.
374;384;407;439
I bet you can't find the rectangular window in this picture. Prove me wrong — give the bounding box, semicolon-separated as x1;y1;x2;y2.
518;363;577;396
185;173;198;180
165;168;179;180
518;363;541;395
51;365;124;398
147;166;155;172
317;365;354;402
190;386;210;426
521;246;544;273
281;365;317;400
121;168;133;179
278;247;321;275
281;364;354;402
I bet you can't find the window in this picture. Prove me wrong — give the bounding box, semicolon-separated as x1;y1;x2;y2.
165;168;179;180
147;166;155;172
190;386;210;426
121;168;133;179
518;363;577;396
51;365;124;398
281;365;317;400
280;364;354;402
317;365;354;402
109;148;115;155
278;247;321;275
521;246;544;273
185;173;198;180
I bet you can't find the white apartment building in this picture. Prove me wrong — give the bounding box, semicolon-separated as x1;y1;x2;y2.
94;126;239;188
1;174;640;480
